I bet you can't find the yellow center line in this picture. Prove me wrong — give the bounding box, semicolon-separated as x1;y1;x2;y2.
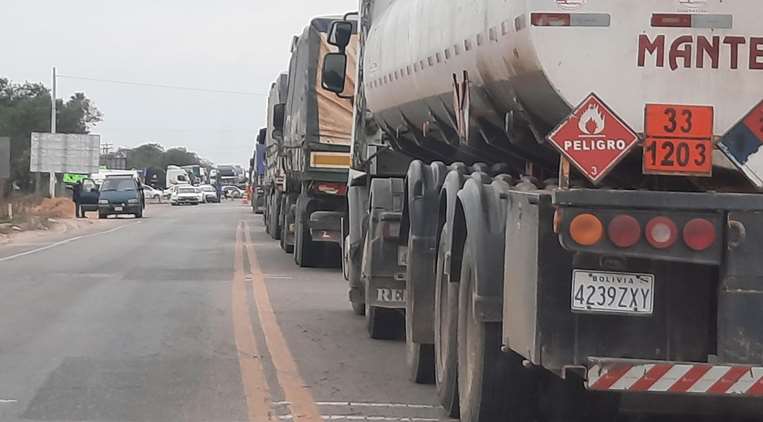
233;222;274;421
242;220;323;422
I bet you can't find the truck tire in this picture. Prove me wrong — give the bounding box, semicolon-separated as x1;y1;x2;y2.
295;219;317;267
406;324;435;384
457;243;539;422
366;303;403;340
279;196;293;253
270;192;281;241
434;226;459;417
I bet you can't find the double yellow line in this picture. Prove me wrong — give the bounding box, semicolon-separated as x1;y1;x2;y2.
233;221;322;422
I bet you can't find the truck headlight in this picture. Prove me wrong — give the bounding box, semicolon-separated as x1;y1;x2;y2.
127;199;139;204
99;199;109;205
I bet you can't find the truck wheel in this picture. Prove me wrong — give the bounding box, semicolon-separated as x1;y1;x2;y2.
279;196;293;253
351;300;365;316
434;226;459;417
294;221;316;267
457;243;539;422
366;303;403;340
406;321;435;384
271;193;281;240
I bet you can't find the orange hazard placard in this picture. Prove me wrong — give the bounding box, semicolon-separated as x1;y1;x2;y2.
645;104;714;140
644;104;714;177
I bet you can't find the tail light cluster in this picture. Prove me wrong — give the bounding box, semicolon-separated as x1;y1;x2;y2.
313;182;348;196
566;211;717;253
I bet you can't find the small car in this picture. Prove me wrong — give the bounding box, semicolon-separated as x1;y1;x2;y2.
98;176;145;218
199;185;220;203
142;185;162;200
170;185;200;205
223;186;243;199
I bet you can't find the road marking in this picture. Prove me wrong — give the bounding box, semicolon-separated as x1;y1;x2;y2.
0;221;141;263
0;399;17;404
277;417;440;421
243;221;323;422
273;402;438;410
233;222;274;422
264;274;294;280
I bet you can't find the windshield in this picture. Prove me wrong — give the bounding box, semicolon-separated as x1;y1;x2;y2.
100;178;136;191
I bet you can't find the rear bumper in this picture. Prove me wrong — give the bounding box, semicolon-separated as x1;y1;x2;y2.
99;204;141;215
587;357;763;397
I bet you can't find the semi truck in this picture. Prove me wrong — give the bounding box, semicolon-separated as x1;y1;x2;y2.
261;16;358;268
320;0;763;420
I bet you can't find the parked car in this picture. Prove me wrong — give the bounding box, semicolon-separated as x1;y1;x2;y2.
199;185;220;203
162;185;177;200
170;185;200;206
142;185;162;200
98;176;145;218
223;185;243;199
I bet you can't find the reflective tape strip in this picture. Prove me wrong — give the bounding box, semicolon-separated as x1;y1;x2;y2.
588;362;763;397
310;152;351;169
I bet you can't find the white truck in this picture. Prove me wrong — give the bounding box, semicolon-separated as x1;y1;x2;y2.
321;0;763;420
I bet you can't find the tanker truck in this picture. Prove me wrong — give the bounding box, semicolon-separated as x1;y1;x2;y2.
321;0;763;420
265;16;358;268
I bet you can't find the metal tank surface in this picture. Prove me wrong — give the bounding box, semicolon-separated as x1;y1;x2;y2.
363;0;763;178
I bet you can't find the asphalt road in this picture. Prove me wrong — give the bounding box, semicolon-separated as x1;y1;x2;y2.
0;201;450;422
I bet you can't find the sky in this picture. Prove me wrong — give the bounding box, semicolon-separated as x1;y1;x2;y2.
1;0;358;168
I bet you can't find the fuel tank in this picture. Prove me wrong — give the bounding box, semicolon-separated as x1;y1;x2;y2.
363;0;763;175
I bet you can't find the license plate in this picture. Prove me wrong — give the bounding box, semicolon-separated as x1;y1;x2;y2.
114;206;123;212
643;104;714;177
571;270;654;315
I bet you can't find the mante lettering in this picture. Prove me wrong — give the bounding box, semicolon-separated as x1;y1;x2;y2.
638;34;763;71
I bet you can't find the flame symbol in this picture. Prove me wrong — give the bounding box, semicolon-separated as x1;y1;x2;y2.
578;104;606;135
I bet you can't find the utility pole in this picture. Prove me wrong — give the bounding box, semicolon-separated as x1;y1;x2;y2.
48;66;57;197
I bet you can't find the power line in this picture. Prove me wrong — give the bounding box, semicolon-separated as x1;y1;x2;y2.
57;74;267;96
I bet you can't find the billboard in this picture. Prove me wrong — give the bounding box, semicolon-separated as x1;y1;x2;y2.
0;137;9;178
29;133;100;174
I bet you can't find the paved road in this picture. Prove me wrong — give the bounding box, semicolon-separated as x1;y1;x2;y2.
0;201;449;422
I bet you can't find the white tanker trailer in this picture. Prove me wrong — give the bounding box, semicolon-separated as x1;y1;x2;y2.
319;0;763;420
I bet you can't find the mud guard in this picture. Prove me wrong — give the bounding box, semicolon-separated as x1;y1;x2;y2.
365;178;407;309
451;174;513;323
402;160;448;344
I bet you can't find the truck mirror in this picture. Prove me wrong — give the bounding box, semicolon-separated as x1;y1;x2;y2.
273;104;286;131
321;53;347;94
328;21;353;50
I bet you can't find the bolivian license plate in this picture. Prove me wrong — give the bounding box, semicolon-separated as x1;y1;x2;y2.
114;206;123;212
571;270;654;316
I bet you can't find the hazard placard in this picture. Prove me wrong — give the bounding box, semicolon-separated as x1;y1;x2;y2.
547;94;639;184
719;101;763;189
643;104;714;177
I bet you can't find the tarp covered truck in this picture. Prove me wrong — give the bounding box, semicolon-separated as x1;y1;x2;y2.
265;16;358;268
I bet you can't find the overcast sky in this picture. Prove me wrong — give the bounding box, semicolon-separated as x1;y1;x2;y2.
2;0;358;167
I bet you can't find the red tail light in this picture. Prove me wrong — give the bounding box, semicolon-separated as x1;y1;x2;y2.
608;214;641;248
683;218;716;251
314;182;348;196
646;217;678;249
531;13;571;27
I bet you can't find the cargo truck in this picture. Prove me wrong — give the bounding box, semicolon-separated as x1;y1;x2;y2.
321;0;763;420
263;73;289;242
263;16;358;268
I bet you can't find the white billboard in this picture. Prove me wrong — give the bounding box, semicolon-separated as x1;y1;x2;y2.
29;132;101;174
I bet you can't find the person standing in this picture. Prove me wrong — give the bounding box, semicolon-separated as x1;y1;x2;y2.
72;181;83;218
